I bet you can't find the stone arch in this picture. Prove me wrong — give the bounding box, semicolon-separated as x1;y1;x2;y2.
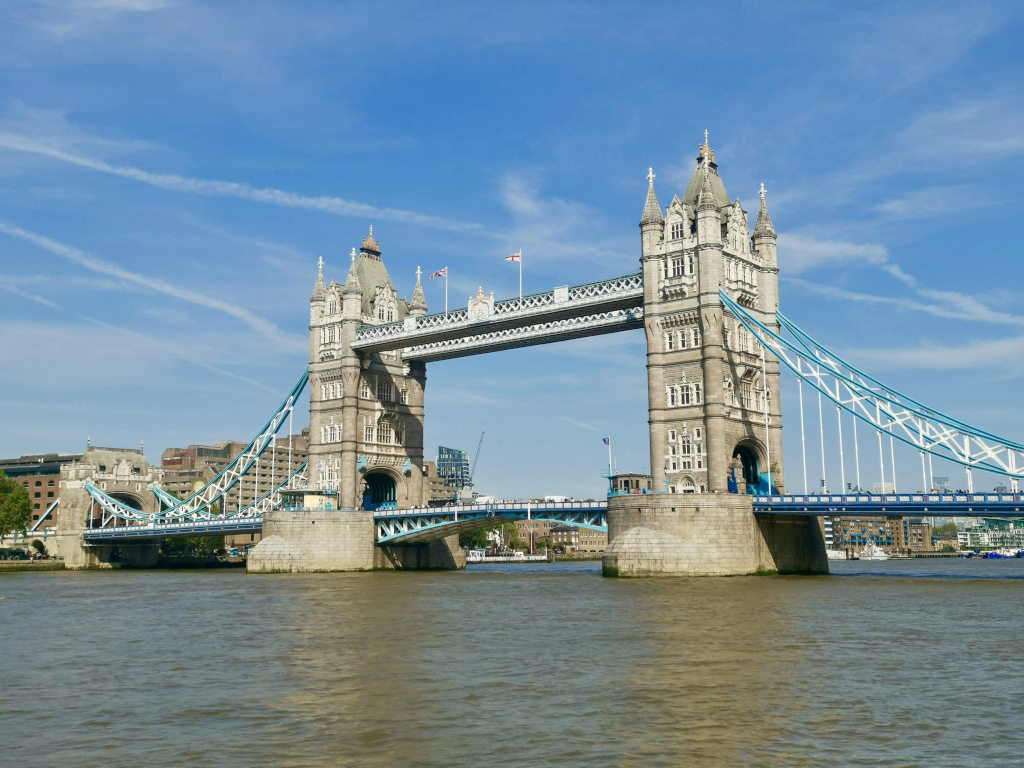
680;475;697;494
732;439;767;496
109;492;146;512
362;468;399;511
30;539;46;555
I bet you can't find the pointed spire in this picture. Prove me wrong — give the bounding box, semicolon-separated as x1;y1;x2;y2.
311;256;327;301
343;247;362;295
409;265;428;316
753;182;776;238
697;163;718;211
640;167;664;225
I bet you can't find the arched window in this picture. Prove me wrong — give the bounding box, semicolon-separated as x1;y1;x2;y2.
693;383;703;404
668;387;677;407
329;300;337;314
665;332;675;351
670;221;684;240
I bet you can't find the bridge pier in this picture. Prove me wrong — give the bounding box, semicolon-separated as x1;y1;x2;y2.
602;493;827;577
247;508;465;573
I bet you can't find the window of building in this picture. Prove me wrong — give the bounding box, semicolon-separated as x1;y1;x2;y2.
693;383;703;404
35;480;41;486
394;426;404;445
364;421;375;443
376;379;393;402
671;257;684;277
378;422;394;444
668;429;677;442
33;503;39;510
686;253;695;275
691;328;701;347
328;300;337;314
34;492;40;498
668;387;677;407
670;221;684;240
48;480;54;486
681;386;691;405
47;492;54;498
665;332;674;351
360;378;371;399
328;326;336;343
399;389;408;405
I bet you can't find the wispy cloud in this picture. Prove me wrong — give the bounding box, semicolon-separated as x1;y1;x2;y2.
873;184;986;220
0;222;303;348
843;335;1024;373
786;278;1024;328
1;284;59;309
778;233;914;285
0;130;485;233
559;416;602;432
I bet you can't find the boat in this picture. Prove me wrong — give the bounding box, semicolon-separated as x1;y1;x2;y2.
826;549;851;561
858;543;890;561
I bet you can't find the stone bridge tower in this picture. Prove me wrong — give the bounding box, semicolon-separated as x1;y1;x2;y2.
640;133;783;496
604;133;826;577
307;228;428;512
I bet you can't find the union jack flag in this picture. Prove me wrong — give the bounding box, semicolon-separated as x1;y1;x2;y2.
430;267;447;279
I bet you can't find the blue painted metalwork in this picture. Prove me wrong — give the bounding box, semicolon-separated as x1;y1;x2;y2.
753;493;1024;515
374;500;609;543
720;290;1024;485
83;517;263;542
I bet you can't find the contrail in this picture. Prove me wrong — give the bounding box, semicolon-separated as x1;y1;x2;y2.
0;222;304;349
0;132;485;234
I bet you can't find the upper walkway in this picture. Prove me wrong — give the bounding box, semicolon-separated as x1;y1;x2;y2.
351;272;643;361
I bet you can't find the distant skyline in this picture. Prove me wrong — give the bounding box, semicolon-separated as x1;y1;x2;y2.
2;1;1024;497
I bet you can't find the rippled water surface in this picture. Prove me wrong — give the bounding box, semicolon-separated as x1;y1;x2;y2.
2;559;1023;767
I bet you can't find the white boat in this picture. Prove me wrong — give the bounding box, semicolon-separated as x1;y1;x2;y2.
858;543;890;561
826;549;850;561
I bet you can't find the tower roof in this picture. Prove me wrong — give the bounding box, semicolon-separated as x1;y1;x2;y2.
348;227;409;320
342;248;361;296
697;163;719;211
753;183;776;238
311;255;327;301
682;131;730;210
409;266;428;316
640;167;664;225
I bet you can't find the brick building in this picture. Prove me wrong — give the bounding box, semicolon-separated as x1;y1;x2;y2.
0;452;82;529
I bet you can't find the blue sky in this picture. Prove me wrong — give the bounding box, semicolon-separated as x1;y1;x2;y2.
1;1;1023;497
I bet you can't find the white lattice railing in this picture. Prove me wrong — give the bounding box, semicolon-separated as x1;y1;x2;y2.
403;307;644;362
352;271;642;350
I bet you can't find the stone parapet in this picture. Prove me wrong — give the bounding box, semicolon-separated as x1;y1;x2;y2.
603;493;827;577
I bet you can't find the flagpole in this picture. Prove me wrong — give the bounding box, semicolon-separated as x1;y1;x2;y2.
518;250;522;300
445;268;448;315
607;437;613;481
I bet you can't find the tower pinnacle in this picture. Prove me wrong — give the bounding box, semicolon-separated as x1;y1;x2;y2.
409;265;428;317
640;167;664;226
753;182;776;239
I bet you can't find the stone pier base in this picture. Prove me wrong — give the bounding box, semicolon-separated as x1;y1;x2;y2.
49;532;160;570
602;493;828;577
247;509;466;573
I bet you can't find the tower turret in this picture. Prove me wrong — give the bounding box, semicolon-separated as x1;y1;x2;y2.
752;182;777;265
695;158;721;246
310;256;327;325
409;266;428;317
639;167;664;258
342;247;362;320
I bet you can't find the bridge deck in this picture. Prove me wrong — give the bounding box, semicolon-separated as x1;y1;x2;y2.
77;494;1024;543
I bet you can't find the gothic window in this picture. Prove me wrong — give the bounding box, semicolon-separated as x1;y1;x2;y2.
360;378;371;399
681;435;692;455
364;420;375;443
681;386;691;405
669;458;679;471
671;221;684;240
321;384;328;400
329;300;337;314
665;332;675;351
328;326;335;343
376;379;393;402
387;307;395;322
691;328;701;347
668;429;677;442
399;389;408;404
741;380;753;409
668;387;677;407
679;330;687;350
686;253;695;275
668;485;677;494
693;383;703;404
694;427;703;441
738;326;749;353
378;422;394;444
671;257;684;277
669;444;677;457
395;426;404;445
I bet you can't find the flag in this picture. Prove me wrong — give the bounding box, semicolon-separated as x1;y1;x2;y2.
603;437;610;445
430;267;447;279
505;251;521;262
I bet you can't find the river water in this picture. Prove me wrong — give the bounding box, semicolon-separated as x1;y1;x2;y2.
2;559;1023;767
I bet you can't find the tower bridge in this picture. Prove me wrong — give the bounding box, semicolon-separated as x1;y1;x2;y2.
37;132;1024;575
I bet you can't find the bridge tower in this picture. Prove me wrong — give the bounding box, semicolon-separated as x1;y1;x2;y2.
249;229;462;572
604;134;826;576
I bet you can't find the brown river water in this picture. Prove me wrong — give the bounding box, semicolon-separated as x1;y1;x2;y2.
2;559;1023;767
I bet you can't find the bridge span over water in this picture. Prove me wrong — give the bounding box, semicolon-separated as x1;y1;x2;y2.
31;133;1024;576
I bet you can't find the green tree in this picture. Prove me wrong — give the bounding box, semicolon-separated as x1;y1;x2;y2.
0;470;31;534
934;522;958;535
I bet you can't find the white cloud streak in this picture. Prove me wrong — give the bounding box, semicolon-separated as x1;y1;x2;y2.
0;221;303;348
0;132;484;234
779;233;915;286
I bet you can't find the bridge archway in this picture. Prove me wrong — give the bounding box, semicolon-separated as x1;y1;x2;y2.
109;493;145;513
362;470;398;512
732;441;765;495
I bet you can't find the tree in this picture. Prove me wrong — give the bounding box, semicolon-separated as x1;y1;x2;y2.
0;470;31;534
934;522;958;535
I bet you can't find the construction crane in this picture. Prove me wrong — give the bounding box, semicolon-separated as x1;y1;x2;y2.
467;431;485;490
